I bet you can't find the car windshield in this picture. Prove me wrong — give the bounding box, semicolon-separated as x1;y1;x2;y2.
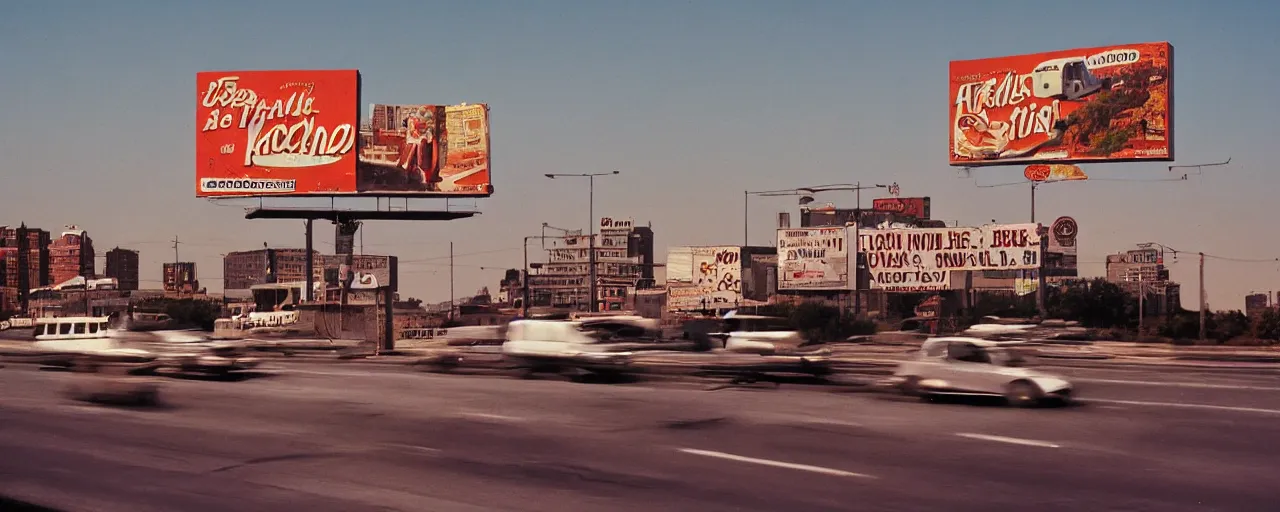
578;322;651;342
988;347;1032;367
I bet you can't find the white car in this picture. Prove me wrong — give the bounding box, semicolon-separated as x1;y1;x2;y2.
720;311;805;355
501;319;634;377
892;337;1074;406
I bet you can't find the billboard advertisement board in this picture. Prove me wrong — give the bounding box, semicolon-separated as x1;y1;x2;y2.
196;70;492;198
871;197;931;219
196;70;360;197
1046;216;1079;277
358;103;492;196
777;228;849;290
859;224;1041;291
950;42;1173;166
665;246;742;310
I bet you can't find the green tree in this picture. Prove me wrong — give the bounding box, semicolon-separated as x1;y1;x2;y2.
1254;309;1280;341
1047;278;1133;328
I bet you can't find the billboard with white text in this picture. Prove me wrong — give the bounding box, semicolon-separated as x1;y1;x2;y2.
859;224;1041;292
777;227;849;290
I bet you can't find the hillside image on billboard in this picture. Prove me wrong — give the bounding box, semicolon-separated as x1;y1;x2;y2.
358;103;492;197
949;42;1173;166
196;70;361;197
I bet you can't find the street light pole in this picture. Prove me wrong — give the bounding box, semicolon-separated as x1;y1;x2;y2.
589;174;596;313
545;170;619;313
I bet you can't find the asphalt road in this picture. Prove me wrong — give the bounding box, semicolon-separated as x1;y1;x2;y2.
2;362;1279;511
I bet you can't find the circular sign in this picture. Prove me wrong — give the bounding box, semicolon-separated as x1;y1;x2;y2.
1024;164;1052;182
1052;216;1078;244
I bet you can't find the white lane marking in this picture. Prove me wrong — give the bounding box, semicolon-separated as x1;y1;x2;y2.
382;443;441;454
274;368;423;379
800;418;864;428
676;448;876;479
955;433;1061;449
1075;378;1280;392
458;412;526;422
1085;399;1280;416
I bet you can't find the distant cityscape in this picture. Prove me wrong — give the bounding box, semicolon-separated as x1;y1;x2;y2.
0;203;1225;323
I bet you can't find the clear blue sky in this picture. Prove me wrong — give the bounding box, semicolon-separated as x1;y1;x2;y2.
1;0;1276;309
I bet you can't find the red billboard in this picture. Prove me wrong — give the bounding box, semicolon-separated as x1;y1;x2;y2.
196;71;494;198
950;42;1173;167
871;197;931;219
196;70;360;197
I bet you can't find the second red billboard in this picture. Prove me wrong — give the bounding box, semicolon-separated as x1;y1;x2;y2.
949;42;1173;167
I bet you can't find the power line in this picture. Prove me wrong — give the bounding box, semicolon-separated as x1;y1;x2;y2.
397;247;521;264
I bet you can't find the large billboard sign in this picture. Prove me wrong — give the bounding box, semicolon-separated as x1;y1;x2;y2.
358;103;492;196
777;228;849;290
196;70;360;197
196;70;493;198
665;246;742;310
950;42;1173;166
859;224;1042;291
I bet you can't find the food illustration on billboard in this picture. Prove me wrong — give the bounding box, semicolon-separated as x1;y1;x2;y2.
871;197;932;219
357;103;492;196
950;42;1172;166
1024;164;1088;182
859;224;1042;291
196;70;360;197
777;228;849;290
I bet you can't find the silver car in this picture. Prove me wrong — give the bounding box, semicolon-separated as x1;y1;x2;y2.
892;337;1074;406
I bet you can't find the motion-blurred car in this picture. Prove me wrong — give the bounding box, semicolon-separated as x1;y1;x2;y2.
890;337;1074;406
501;319;637;378
29;316;259;377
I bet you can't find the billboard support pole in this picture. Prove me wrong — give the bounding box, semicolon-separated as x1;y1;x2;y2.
304;219;314;303
381;286;394;353
1030;182;1038;223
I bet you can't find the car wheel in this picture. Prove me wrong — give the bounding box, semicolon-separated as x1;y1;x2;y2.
1005;380;1042;408
900;376;923;397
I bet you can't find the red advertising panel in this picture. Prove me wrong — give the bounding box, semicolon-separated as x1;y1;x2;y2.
358;103;492;196
871;197;931;219
196;70;360;197
950;42;1173;167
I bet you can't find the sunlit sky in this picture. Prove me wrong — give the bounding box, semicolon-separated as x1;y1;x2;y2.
1;0;1277;309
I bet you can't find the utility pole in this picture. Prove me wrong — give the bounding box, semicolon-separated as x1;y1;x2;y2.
523;237;530;319
449;242;455;322
1035;224;1048;318
171;235;181;297
1137;274;1144;335
588;175;597;313
853;182;862;318
1199;252;1206;341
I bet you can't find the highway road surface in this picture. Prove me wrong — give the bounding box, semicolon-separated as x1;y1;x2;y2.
2;362;1279;511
